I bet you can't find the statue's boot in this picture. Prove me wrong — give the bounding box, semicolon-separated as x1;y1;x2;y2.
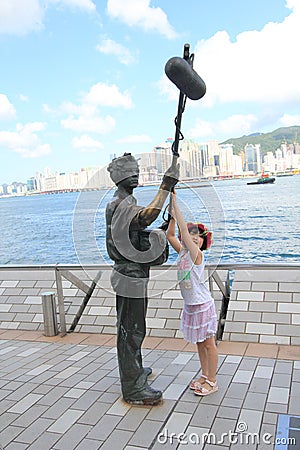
123;385;162;405
144;367;152;377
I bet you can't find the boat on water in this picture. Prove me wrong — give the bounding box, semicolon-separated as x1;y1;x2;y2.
247;172;275;185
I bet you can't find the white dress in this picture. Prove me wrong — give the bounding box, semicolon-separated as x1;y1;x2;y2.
177;248;217;344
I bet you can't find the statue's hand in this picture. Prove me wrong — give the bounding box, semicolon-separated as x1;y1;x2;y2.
161;158;180;192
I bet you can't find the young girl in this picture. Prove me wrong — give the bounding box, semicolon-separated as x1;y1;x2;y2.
167;191;218;396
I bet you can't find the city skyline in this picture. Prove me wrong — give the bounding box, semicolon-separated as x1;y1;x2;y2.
2;136;299;195
1;1;300;184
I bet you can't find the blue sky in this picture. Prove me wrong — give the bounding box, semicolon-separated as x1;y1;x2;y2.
0;0;299;184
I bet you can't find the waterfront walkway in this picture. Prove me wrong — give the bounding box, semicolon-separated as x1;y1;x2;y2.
0;330;299;450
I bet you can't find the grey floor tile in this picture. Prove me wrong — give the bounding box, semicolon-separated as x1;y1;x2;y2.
6;384;39;403
26;431;61;450
217;406;240;420
38;386;69;406
190;404;218;428
238;358;258;371
274;361;293;373
267;387;289;404
0;412;19;431
128;419;166;448
147;399;176;421
254;365;274;379
174;400;198;415
41;397;76;420
164;411;192;436
232;370;253;384
13;418;53;444
265;402;287;414
117;407;150;431
12;404;49;428
77;400;111;426
272;372;291;387
47;409;84;434
163;383;187;400
225;382;248;400
217;363;238;376
5;443;28;450
0;337;298;450
257;422;277;450
221;397;243;408
8;393;44;414
52;423;91;450
249;377;271;394
71;389;102;410
210;417;238;446
74;438;104;450
99;429;133;450
238;409;262;434
88;414;122;441
0;425;25;447
243;392;267;411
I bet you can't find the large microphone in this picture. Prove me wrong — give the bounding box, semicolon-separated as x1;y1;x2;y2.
165;56;206;100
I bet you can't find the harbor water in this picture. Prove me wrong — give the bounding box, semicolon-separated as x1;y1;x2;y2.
0;175;299;266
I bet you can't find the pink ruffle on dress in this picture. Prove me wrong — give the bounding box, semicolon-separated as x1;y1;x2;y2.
180;300;217;344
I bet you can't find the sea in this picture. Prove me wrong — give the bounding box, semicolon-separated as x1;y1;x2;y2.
0;175;299;266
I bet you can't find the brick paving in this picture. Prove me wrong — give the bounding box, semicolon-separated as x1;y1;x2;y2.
0;330;299;449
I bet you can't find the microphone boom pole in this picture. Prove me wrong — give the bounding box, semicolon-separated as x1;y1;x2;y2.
172;43;191;158
160;43;206;230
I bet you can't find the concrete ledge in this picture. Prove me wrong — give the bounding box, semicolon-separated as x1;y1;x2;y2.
0;329;299;361
1;264;299;344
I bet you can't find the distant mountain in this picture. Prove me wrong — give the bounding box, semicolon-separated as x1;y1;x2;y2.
221;126;300;155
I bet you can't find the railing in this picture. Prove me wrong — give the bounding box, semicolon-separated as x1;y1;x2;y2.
1;263;299;339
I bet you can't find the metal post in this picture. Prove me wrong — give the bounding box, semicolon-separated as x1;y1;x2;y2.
55;267;67;335
41;291;58;336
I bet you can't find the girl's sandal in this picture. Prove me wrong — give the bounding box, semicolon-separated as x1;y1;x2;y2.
194;379;218;396
189;375;207;390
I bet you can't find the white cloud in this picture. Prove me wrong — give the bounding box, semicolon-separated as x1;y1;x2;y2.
0;0;96;35
0;95;17;120
157;77;178;102
60;82;132;133
0;122;52;158
279;113;300;127
192;1;300;108
62;114;115;133
96;37;136;65
189;114;258;140
19;94;29;102
0;0;44;35
84;82;133;109
49;0;96;12
107;0;178;39
72;134;104;152
117;134;151;144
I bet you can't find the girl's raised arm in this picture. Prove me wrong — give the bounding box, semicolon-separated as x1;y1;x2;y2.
172;194;202;265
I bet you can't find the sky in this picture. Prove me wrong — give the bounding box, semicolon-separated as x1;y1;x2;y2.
1;0;300;184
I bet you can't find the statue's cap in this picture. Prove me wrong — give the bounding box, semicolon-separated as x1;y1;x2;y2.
107;153;139;184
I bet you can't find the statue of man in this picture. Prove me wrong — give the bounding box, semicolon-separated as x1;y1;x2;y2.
106;152;179;405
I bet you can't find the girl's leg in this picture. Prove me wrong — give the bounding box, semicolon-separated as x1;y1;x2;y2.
202;336;218;387
194;337;218;395
196;340;208;381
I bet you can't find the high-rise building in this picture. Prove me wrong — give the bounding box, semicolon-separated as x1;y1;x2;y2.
219;144;234;176
180;139;202;178
153;142;172;175
244;144;261;173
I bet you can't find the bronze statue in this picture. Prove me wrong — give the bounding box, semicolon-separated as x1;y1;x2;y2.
106;152;179;405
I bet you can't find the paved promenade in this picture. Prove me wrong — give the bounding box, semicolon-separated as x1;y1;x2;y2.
0;330;300;450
